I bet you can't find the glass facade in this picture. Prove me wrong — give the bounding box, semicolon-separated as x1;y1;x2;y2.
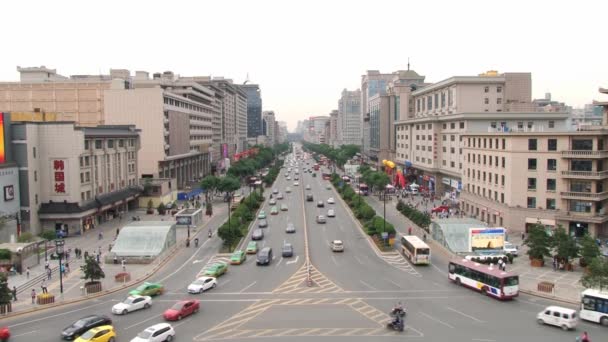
243;85;262;137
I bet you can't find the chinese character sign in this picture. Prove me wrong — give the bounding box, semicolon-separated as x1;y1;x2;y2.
52;159;69;195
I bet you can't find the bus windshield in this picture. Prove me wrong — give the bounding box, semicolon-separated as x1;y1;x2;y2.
417;247;430;255
504;276;519;286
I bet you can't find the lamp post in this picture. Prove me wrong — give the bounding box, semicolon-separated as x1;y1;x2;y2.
55;239;65;294
383;188;387;234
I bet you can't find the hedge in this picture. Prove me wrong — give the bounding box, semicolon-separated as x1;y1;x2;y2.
396;200;431;231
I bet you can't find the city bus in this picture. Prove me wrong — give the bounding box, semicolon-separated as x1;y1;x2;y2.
580;288;608;325
448;258;519;300
400;235;431;265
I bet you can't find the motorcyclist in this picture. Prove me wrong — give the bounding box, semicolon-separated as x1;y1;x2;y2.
391;301;405;317
194;238;199;247
208;229;212;238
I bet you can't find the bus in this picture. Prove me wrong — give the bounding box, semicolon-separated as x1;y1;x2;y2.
580;288;608;325
400;235;431;265
448;258;519;300
313;164;320;171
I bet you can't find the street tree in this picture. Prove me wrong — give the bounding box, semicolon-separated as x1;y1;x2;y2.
552;226;579;264
524;224;552;262
200;175;220;201
581;257;608;291
217;176;241;195
0;273;11;306
80;255;105;285
579;234;601;267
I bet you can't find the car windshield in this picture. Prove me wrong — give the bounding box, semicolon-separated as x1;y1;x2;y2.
417;248;430;255
123;297;135;304
193;278;206;285
259;251;268;257
73;319;88;328
334;241;342;246
504;276;519;286
138;330;153;339
80;329;96;339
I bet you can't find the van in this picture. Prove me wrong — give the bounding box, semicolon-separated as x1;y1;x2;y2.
256;247;273;266
536;306;578;330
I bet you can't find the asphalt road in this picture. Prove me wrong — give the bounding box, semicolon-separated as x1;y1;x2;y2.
2;147;606;341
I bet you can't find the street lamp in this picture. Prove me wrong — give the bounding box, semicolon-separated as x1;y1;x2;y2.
55;239;65;294
383;188;386;234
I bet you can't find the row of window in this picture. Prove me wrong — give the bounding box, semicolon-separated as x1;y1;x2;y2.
85;139;136;150
467;169;506;186
415;89;454;113
164;96;212;115
469;137;506;150
467;184;505;205
528;158;558;171
526;197;557;210
467;154;507;168
527;178;557;191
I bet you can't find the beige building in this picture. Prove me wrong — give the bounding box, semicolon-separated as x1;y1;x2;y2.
262;111;276;145
337;89;362;147
328;110;338;147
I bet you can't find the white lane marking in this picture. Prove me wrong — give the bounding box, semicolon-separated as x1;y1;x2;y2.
359;280;377;290
158;235;213;283
471;339;496;342
431;263;444;274
10;330;37;337
286;255;299;265
123;313;161;330
385;278;403;289
8;301;108;328
192;259;205;264
446;307;485;323
354;255;365;265
274;257;284;268
419;312;455;329
331;255;339;266
238;281;257;293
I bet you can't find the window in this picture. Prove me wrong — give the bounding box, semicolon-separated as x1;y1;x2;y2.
527;197;536;208
484;86;489;93
528;178;537;190
484;98;489;104
427;96;432;110
548;121;555;128
434;94;439;109
451;135;455;142
427;124;432;129
497;86;502;93
528;139;537;151
571;160;592;171
548;139;557;151
460;122;464;129
528;122;533;129
570;181;592;193
451;147;455;154
547;159;557;171
501;193;504;203
501;157;505;168
119;139;125;147
443;146;447;152
546;199;556;210
95;140;102;149
501;175;505;186
502;139;505;149
443;135;446;141
528;158;537;170
443;160;446;166
547;179;556;191
450;122;455;129
107;140;114;148
34;171;37;182
491;122;497;129
443;123;447;129
572;139;593;150
450;161;455;167
33;147;36;158
428;135;432;140
570;201;592;213
84;140;90;150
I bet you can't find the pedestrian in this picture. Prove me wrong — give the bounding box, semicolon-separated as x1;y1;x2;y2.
12;286;17;301
98;246;102;255
552;257;557;271
121;258;126;272
26;267;30;279
116;227;120;236
41;279;48;294
60;264;65;274
96;253;100;264
98;231;103;240
47;267;52;280
502;263;507;272
581;331;590;342
31;289;36;304
65;262;70;273
84;250;89;259
408;227;412;235
521;232;525;241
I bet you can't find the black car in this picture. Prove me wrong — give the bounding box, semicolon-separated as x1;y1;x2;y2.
282;243;294;257
257;247;273;265
317;201;325;208
62;315;112;340
306;194;314;202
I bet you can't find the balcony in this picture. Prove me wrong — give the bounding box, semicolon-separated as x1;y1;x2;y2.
555;211;608;224
561;150;608;158
561;170;608;180
560;191;608;201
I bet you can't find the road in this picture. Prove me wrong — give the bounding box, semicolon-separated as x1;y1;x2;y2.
2;146;606;341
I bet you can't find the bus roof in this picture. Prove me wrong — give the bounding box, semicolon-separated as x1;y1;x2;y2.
450;258;517;279
582;288;608;298
401;235;430;249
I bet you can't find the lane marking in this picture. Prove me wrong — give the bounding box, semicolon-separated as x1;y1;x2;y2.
472;339;496;342
158;235;213;283
354;255;365;265
239;281;257;293
274;257;284;268
286;255;299;265
446;306;485;323
359;280;377;290
385;278;403;289
331;255;339;266
10;330;37;337
123;313;161;330
419;311;455;329
8;301;108;328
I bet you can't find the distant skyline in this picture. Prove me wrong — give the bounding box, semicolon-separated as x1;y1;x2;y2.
1;0;606;131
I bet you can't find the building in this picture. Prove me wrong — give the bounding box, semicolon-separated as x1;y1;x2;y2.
305;116;330;144
328;110;338;147
7;119;141;235
0;112;20;242
337;89;361;146
276;121;288;144
262;111;276;145
533;92;572;113
571;103;604;128
241;84;263;138
361;70;398;156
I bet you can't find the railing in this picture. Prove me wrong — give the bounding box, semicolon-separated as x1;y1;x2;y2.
561;150;608;158
560;191;608;200
561;170;608;178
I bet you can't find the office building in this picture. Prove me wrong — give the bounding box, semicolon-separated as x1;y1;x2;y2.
241;84;263;138
338;89;361;146
262;111;276;145
329;110;338;147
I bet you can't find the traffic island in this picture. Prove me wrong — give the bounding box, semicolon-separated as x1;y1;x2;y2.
36;293;55;305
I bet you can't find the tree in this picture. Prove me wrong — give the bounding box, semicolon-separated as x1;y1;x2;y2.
524;224;552;261
39;230;56;241
0;273;11;308
581;257;608;291
217;219;243;251
205;202;213;216
552;226;578;263
579;234;601;267
80;255;105;284
200;175;220;201
217;176;241;194
157;203;167;215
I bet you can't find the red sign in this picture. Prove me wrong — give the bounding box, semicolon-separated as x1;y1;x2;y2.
52;159;68;195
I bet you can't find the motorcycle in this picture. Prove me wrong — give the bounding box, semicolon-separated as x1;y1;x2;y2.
386;318;404;332
390;307;406;318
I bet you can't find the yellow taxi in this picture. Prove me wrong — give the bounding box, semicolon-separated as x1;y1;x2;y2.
75;325;116;342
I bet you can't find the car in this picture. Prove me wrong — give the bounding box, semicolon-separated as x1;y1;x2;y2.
0;327;9;342
258;219;268;228
130;323;175;342
252;229;264;240
326;184;331;190
285;223;296;233
306;194;313;202
272;188;279;194
269;198;277;205
112;295;152;315
258;210;267;219
503;242;519;256
282;243;294;257
331;240;344;252
294;176;299;180
129;282;164;297
230;250;247;265
62;315;113;340
294;181;300;186
316;215;326;223
327;197;335;204
246;241;258;254
74;325;115;342
281;204;288;211
431;205;450;214
277;193;284;199
306;184;311;190
285;187;292;193
536;306;578;330
163;300;200;321
287;176;291;180
204;262;228;277
187;277;217;294
270;206;279;215
257;247;273;265
317;201;325;208
327;209;336;217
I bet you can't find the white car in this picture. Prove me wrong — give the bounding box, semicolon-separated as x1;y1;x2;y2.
285;187;292;193
327;197;335;204
130;323;176;342
112;295;152;315
327;209;336;217
187;276;217;294
503;242;519;256
293;181;300;186
331;240;344;252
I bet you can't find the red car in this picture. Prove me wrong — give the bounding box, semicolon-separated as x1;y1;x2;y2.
0;327;9;342
431;205;450;213
163;300;200;321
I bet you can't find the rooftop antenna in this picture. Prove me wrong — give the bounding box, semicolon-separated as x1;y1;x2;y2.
407;57;410;71
244;72;250;85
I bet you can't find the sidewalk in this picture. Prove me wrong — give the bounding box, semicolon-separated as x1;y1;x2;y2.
5;203;227;315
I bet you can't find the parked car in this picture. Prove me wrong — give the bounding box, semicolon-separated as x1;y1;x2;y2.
187;277;217;294
62;315;113;340
130;323;175;342
282;243;294;257
112;295;152;315
163;300;200;321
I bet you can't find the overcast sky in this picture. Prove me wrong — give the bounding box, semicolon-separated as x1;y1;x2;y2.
2;0;606;131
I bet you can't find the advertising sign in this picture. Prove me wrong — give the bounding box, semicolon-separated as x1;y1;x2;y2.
0;113;5;163
442;177;451;185
4;185;14;201
469;228;506;252
52;159;68;195
176;216;192;226
222;144;229;159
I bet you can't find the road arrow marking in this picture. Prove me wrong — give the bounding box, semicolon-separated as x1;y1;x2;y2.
193;259;205;264
286;256;299;265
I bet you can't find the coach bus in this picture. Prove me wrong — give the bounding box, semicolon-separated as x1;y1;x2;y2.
448;258;519;300
400;235;431;265
580;288;608;325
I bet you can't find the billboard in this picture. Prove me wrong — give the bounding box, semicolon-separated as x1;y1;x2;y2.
0;112;5;163
469;228;506;252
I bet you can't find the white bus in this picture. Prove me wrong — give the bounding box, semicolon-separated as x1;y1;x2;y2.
400;235;431;265
580;288;608;326
448;258;519;300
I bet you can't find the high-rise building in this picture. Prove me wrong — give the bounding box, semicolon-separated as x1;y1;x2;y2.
305;116;330;144
329;110;339;147
361;70;397;156
262;111;276;145
338;89;361;146
241;84;263;138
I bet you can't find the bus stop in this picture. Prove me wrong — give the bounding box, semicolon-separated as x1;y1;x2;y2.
175;208;203;227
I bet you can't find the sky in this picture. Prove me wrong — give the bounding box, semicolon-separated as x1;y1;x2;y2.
1;0;606;131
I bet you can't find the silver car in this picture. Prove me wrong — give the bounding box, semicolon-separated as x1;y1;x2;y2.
316;215;326;224
327;209;336;217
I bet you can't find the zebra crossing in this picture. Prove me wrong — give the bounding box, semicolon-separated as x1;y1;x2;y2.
379;251;422;277
196;254;231;278
272;263;344;294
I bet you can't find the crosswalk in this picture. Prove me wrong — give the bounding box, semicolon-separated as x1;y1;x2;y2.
379;251;422;277
272;264;343;294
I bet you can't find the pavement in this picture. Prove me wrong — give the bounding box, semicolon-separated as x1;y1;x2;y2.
1;146;605;342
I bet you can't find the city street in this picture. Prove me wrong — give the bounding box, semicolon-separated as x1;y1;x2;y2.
1;151;605;341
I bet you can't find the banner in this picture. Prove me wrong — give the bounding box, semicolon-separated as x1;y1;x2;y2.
0;113;5;163
469;228;506;252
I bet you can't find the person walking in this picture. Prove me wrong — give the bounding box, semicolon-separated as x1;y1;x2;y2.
41;279;48;294
26;267;30;279
31;289;36;304
47;267;52;280
45;260;50;270
65;262;70;273
12;286;17;301
121;258;126;272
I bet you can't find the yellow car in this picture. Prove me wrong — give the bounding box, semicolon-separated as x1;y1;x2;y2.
75;325;116;342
